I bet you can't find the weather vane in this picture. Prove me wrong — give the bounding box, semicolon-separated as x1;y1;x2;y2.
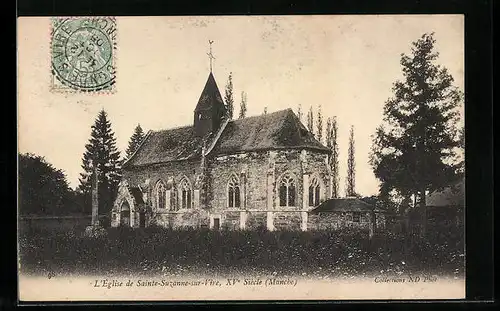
207;40;215;72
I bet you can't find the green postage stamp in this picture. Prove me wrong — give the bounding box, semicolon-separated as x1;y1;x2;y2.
50;17;117;92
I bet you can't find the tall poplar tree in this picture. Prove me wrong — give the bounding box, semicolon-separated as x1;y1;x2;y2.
307;106;314;135
78;109;122;216
125;124;145;159
239;91;247;119
224;72;234;119
345;125;356;197
327;117;340;198
326;118;332;148
297;103;303;122
316;104;323;143
370;33;462;236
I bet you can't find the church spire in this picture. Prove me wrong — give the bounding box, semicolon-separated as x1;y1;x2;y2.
207;40;215;73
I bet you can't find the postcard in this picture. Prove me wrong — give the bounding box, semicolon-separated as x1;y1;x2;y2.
17;15;465;301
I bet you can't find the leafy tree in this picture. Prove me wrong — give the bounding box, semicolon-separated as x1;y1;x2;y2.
307;106;314;135
345;125;356;197
239;91;247;119
326;117;340;198
78;109;122;216
369;33;463;236
18;153;76;216
224;72;234;119
297;103;303;122
457;126;465;175
125;124;145;159
316;104;323;143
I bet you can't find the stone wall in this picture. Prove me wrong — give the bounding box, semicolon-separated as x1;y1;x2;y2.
222;211;241;230
246;211;267;229
375;213;386;230
208;152;268;211
208;149;330;212
123;160;202;212
273;211;302;231
308;212;376;231
120;148;332;229
19;215;110;232
150;209;210;229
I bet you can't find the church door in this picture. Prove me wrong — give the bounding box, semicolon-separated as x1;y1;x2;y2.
213;218;220;230
139;211;146;228
120;201;131;227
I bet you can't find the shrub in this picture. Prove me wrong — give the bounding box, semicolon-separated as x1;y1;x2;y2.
18;226;464;277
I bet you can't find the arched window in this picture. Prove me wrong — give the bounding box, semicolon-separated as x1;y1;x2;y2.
227;175;241;208
309;178;321;206
156;181;166;209
180;178;192;209
279;174;296;207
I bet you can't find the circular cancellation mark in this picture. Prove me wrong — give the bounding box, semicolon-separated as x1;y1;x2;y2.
51;17;117;92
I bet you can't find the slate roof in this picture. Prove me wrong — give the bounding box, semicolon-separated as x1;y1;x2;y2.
128;186;145;205
211;108;329;155
195;72;225;112
310;197;385;214
124;108;329;168
123;126;204;168
426;180;464;207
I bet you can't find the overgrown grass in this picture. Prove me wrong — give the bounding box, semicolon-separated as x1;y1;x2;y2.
18;225;464;277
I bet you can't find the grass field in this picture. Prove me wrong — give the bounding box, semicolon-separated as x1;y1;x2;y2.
18;225;464;278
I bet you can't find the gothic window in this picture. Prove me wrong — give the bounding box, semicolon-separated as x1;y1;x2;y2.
156;181;166;209
180;178;192;209
228;175;241;208
309;178;321;206
279;174;296;207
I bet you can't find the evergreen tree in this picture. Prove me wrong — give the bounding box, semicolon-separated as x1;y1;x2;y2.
78;109;122;217
224;72;234;119
316;104;323;143
345;125;356;197
369;33;462;236
297;104;303;122
239;91;247;119
125;124;145;159
307;106;314;135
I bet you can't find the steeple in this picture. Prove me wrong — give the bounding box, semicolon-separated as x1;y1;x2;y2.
194;72;227;137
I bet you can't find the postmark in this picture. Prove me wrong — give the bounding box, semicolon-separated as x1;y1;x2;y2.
50;17;117;93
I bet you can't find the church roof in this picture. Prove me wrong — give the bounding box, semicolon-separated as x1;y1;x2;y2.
195;72;225;112
210;108;328;155
123;126;204;168
123;109;329;168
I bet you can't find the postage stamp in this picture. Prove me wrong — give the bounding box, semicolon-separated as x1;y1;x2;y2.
50;17;117;93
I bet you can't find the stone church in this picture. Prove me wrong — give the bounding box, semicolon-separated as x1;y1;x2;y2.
111;71;335;231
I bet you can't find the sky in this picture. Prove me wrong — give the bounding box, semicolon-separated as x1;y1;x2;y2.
18;15;464;196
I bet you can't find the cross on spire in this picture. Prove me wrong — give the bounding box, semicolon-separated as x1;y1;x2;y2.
207;40;215;72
